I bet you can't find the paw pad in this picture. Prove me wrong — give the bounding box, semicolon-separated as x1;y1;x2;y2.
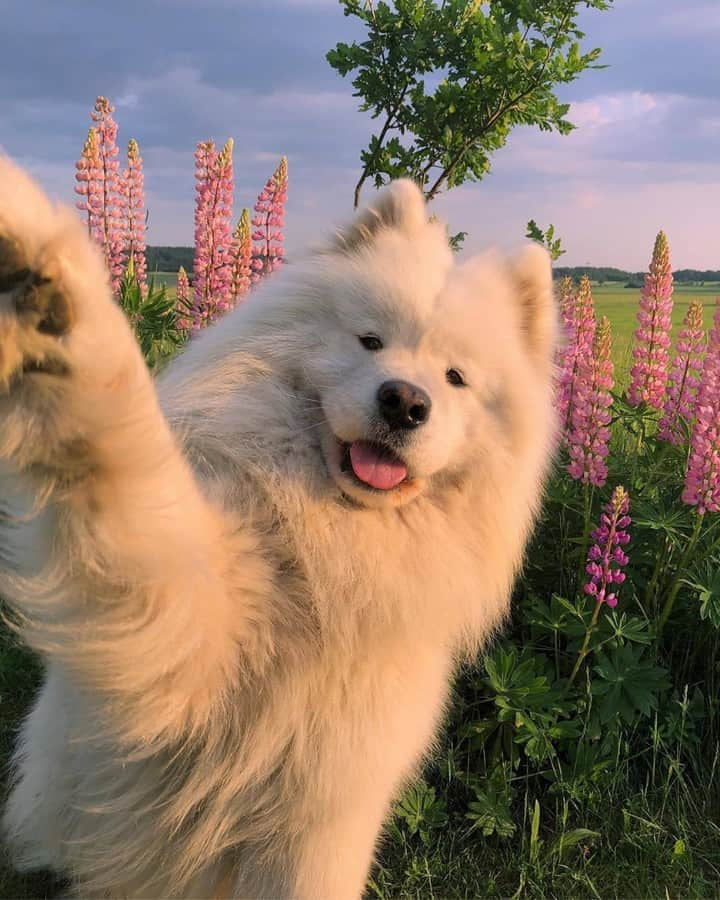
15;277;73;336
0;236;30;292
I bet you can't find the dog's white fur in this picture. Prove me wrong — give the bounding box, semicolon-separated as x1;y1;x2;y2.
0;158;557;899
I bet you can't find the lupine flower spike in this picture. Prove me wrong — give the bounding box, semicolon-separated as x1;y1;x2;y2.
567;316;614;487
91;97;125;294
658;300;705;445
120;139;147;295
175;266;192;334
562;275;597;440
251;156;288;282
574;275;597;361
192;138;219;328
555;277;577;432
192;138;235;330
584;486;631;609
231;208;253;302
75;127;103;242
683;301;720;514
629;231;674;408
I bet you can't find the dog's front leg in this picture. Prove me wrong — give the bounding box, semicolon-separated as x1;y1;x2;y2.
0;158;271;745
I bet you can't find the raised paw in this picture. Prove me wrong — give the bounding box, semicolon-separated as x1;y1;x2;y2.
0;157;152;477
0;234;74;385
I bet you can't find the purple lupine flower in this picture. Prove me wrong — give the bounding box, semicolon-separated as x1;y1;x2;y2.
120;138;147;295
567;316;614;487
231;208;252;303
629;231;674;409
658;300;706;445
584;485;631;609
251;156;287;282
175;266;192;335
683;301;720;514
192;138;235;330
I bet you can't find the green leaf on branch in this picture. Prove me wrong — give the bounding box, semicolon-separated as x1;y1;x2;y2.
327;0;614;204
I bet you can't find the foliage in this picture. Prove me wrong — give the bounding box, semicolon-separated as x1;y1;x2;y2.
526;219;565;261
117;268;186;368
327;0;612;206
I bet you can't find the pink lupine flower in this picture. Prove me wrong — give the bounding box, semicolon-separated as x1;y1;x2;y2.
567;316;614;487
192;138;235;330
90;97;126;295
555;277;577;430
120;139;147;295
629;231;674;408
683;301;720;514
584;485;631;609
75;127;104;243
175;266;192;334
251;156;288;282
561;275;597;440
658;300;706;445
191;139;218;330
574;275;597;361
231;208;252;302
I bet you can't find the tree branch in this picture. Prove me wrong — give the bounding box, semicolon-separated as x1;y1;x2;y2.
353;84;409;208
425;4;575;201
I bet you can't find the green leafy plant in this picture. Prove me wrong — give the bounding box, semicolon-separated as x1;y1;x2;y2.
526;219;566;261
466;764;516;837
118;268;186;369
394;781;448;844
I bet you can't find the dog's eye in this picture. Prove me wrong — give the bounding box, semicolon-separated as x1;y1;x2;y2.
446;368;466;387
359;334;383;352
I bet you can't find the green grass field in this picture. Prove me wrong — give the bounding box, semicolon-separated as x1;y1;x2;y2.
592;282;720;377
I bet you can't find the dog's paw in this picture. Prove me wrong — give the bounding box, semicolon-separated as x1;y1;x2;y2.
0;233;74;387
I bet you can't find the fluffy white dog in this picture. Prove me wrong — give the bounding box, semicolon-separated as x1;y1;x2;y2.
0;158;557;899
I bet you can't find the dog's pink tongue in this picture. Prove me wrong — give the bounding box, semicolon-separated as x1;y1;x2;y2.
349;441;407;490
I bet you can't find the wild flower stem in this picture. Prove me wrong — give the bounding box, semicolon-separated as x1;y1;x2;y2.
568;601;602;687
576;482;594;589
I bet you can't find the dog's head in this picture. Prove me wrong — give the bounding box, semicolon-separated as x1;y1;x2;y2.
292;180;557;509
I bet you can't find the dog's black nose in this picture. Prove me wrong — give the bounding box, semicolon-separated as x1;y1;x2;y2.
377;380;431;429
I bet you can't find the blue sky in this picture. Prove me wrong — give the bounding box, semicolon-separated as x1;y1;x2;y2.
1;0;719;269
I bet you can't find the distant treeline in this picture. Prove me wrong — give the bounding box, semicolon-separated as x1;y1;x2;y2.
147;246;195;274
146;250;719;287
554;266;720;287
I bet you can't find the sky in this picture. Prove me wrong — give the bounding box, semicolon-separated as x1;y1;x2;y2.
1;0;719;269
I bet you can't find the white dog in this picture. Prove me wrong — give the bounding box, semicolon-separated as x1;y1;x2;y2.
0;158;557;899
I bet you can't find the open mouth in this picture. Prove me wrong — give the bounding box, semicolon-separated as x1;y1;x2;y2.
338;439;411;492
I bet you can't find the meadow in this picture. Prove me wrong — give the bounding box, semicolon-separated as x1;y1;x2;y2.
591;282;720;381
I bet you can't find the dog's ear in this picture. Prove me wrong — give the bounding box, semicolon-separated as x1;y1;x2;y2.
332;179;427;252
508;243;556;368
